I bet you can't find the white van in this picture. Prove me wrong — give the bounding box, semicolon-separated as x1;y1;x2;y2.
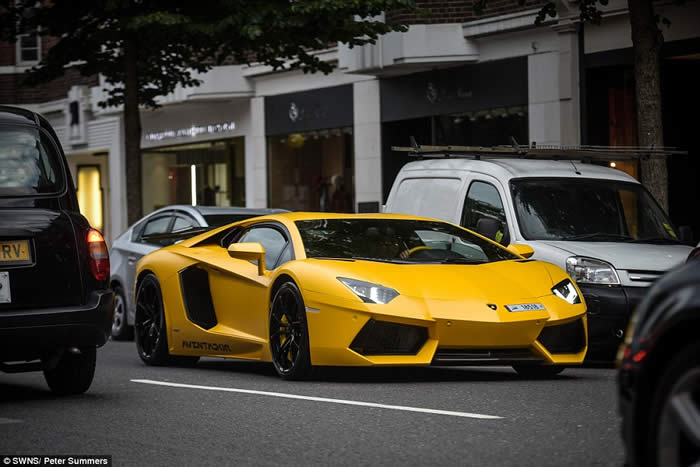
384;152;693;360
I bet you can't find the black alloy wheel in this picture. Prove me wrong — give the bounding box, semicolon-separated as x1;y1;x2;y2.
111;284;133;341
135;273;198;367
651;342;700;467
269;281;311;380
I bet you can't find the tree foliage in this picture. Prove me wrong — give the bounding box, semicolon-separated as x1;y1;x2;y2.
0;0;415;109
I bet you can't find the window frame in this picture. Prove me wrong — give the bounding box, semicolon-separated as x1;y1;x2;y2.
232;222;295;270
16;32;40;65
460;179;508;230
136;213;175;245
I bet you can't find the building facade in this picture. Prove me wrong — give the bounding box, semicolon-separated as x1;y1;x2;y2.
1;0;698;242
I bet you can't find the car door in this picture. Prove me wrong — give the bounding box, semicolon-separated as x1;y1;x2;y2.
124;213;174;320
200;223;293;351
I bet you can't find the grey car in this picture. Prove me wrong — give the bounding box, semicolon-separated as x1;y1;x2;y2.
108;205;288;339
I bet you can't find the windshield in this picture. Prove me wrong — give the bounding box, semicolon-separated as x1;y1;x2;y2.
0;127;64;196
296;219;518;264
511;178;679;243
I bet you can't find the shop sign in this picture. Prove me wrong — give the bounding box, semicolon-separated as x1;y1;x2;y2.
144;121;236;142
265;85;353;136
380;57;527;123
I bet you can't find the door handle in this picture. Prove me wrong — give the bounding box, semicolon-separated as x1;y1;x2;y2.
127;255;138;265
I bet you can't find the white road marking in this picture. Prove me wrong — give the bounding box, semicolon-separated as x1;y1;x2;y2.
0;418;22;424
131;379;502;420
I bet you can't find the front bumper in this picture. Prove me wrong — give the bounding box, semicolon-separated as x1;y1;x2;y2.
580;285;647;362
0;290;114;362
303;290;587;367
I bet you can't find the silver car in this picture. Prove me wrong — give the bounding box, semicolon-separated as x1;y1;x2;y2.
109;205;288;339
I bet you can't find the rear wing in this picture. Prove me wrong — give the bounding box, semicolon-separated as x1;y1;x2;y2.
392;139;688;161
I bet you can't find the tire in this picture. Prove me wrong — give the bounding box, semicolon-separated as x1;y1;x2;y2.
269;281;312;380
648;341;700;467
43;347;96;395
513;364;565;379
111;284;134;341
134;273;199;367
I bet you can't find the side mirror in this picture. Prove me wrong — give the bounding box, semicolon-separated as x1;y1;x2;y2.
678;225;694;245
228;242;266;275
507;243;534;259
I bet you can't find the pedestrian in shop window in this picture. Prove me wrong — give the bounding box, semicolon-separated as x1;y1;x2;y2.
330;175;353;213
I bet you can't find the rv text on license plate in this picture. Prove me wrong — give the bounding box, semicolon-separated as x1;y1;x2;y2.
0;271;10;303
505;303;546;312
0;239;31;265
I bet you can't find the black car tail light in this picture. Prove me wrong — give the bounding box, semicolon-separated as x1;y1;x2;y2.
537;318;586;354
350;319;428;355
87;229;109;282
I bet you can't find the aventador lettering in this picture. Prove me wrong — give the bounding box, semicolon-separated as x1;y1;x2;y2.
182;340;232;352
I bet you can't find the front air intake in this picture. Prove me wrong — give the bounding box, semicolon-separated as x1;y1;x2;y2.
350;319;428;356
537;318;586;354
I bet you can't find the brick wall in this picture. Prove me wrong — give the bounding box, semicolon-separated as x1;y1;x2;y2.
388;0;545;25
0;68;98;104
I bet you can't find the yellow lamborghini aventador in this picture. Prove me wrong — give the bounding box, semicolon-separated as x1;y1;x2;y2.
134;213;587;379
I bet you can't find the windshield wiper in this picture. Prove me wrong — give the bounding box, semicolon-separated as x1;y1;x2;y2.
626;237;682;245
439;258;487;264
312;257;356;262
562;233;633;242
350;256;410;264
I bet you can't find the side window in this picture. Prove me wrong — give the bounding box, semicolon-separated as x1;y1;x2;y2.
172;215;198;233
461;181;508;243
140;216;173;246
238;227;288;270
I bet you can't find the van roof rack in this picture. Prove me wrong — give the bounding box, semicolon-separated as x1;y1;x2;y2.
392;139;687;161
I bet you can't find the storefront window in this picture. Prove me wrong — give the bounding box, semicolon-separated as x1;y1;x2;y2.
381;107;528;200
267;127;354;212
141;138;245;215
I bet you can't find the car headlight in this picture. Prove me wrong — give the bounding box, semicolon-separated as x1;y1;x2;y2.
551;279;581;304
337;277;399;304
566;256;620;285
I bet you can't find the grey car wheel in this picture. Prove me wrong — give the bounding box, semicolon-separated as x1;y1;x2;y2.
111;285;134;340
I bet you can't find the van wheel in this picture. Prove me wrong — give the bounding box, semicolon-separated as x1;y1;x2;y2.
43;347;96;395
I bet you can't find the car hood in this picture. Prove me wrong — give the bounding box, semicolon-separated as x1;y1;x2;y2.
304;259;558;302
539;241;692;271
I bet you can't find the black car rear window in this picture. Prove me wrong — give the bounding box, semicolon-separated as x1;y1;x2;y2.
0;126;64;196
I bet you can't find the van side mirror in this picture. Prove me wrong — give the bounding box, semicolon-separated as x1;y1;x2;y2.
507;243;534;258
475;217;509;245
228;242;265;275
678;225;694;245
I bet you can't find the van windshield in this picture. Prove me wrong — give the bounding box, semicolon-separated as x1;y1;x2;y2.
0;127;63;196
510;178;680;243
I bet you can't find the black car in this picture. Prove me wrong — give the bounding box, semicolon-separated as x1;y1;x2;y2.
618;258;700;467
0;106;113;395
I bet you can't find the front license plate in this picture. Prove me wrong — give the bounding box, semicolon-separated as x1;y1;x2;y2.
0;271;10;303
505;303;546;312
0;240;31;265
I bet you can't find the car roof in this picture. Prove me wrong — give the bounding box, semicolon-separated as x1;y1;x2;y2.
246;212;443;223
192;206;289;216
148;205;288;217
0;105;39;125
398;157;639;183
